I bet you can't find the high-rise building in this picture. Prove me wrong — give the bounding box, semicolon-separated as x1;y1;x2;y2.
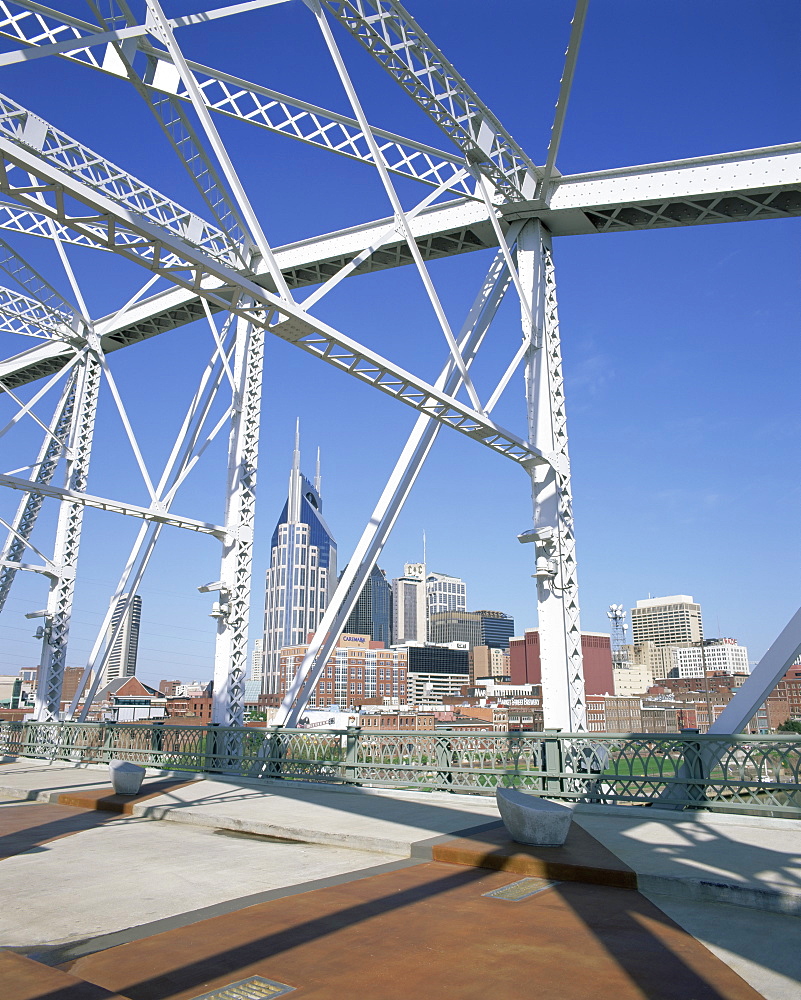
428;609;515;650
669;639;749;678
404;642;470;705
103;593;141;683
475;610;515;649
392;562;426;644
250;639;264;686
630;595;704;681
630;595;703;648
344;565;393;645
429;610;481;648
262;426;337;694
426;572;467;617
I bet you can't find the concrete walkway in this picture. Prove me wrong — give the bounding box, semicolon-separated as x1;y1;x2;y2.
1;757;800;999
0;759;502;853
573;806;801;914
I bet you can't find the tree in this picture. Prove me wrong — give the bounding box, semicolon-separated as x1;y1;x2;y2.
776;719;801;734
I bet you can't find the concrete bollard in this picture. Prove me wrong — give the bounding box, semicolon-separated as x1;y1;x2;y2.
496;786;574;847
109;760;146;796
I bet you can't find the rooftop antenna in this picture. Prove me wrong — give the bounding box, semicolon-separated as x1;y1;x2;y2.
288;418;302;522
606;603;629;662
422;529;427;567
314;446;321;494
293;418;300;471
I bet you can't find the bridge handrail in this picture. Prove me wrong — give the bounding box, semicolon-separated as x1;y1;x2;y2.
1;720;799;817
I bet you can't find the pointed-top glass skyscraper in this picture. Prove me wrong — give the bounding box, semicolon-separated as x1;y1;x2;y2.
260;423;336;693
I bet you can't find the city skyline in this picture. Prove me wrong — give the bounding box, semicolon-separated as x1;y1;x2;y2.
0;2;797;691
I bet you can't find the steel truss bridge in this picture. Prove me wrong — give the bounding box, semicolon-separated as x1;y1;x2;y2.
0;0;798;733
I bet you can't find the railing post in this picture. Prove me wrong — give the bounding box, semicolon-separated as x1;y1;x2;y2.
436;735;455;791
206;722;221;773
21;720;33;757
680;729;706;808
542;729;564;795
8;721;23;757
150;719;164;768
344;725;360;785
265;725;285;779
102;720;116;763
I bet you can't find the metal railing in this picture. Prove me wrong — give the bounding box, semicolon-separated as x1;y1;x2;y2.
2;720;800;817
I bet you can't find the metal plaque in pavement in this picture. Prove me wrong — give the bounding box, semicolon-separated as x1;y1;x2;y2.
483;877;560;901
190;976;296;999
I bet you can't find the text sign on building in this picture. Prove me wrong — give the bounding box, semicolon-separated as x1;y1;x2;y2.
339;634;369;645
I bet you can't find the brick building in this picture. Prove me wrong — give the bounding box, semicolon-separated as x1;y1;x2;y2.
166;696;213;722
510;629;614;695
360;711;434;731
773;666;801;720
277;633;407;709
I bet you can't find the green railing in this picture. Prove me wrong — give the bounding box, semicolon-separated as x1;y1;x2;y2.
2;720;800;817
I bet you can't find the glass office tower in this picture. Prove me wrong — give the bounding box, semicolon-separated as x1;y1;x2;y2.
261;426;336;694
344;565;393;645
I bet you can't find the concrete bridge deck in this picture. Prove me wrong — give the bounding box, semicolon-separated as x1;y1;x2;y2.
1;758;800;999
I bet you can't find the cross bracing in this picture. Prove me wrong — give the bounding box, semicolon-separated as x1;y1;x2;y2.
1;140;799;392
0;1;796;736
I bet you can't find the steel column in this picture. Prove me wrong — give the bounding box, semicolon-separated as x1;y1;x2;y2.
519;220;585;731
211;313;264;726
33;350;100;721
0;366;76;612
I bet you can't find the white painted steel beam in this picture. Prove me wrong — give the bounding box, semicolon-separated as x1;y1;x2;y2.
539;0;589;197
276;244;515;727
0;115;543;469
143;0;293;302
519;220;585;732
0;471;226;536
0;367;76;613
3;141;797;392
0;236;81;327
0;285;73;341
86;0;252;263
710;608;801;735
33;352;99;721
321;0;540;201
0;0;475;201
522;143;801;235
211;315;264;727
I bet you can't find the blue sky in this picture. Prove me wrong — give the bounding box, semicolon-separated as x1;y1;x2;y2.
0;0;798;688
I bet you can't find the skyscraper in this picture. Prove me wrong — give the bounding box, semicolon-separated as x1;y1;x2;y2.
426;572;467;616
630;595;704;648
428;609;515;650
429;610;481;648
475;610;515;649
392;562;426;644
630;595;704;681
261;425;337;694
249;639;264;686
343;565;393;645
103;593;141;683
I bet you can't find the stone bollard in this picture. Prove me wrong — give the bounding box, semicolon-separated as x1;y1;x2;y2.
109;760;145;796
496;786;574;847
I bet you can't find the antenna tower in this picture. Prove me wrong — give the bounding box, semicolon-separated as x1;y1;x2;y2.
607;604;630;662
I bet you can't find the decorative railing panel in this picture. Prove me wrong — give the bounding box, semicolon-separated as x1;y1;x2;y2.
1;721;799;817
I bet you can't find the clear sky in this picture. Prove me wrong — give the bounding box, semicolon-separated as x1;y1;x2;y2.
0;0;798;690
